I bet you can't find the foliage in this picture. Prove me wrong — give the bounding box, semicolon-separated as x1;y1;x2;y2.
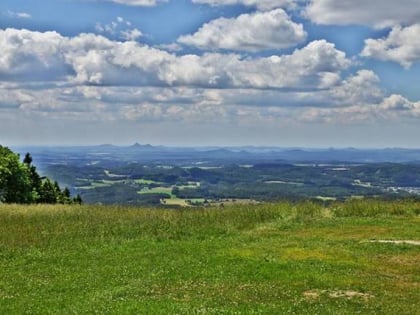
0;146;32;203
0;145;81;204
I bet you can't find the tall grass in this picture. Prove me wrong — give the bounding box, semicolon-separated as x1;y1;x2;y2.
332;199;420;217
0;203;290;246
1;199;418;246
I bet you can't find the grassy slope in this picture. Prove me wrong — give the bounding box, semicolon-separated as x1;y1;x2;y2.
0;201;419;314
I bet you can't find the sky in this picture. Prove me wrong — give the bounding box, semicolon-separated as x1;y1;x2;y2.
1;0;420;147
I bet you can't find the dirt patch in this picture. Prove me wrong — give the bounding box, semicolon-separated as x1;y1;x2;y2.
367;240;420;246
329;290;374;300
303;291;320;299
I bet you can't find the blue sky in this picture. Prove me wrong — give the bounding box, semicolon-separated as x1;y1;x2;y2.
1;0;420;147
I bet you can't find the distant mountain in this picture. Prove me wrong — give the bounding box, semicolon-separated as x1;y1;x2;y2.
128;143;157;151
11;145;420;164
96;144;117;149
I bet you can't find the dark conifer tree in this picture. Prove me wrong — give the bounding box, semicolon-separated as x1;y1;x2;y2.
73;194;83;205
23;153;42;202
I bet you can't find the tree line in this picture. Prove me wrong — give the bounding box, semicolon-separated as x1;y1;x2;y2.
0;145;82;204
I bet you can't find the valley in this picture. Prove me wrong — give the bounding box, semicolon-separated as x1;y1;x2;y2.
14;145;420;206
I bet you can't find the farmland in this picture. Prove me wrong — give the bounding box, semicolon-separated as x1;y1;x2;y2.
9;145;420;206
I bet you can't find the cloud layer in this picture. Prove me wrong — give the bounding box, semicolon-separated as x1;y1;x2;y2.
1;26;418;126
0;28;348;90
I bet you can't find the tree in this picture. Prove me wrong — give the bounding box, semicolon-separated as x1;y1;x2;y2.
73;194;83;205
23;153;42;202
1;145;81;205
0;146;32;203
39;179;58;204
171;186;180;196
23;153;32;165
60;187;71;204
63;187;71;199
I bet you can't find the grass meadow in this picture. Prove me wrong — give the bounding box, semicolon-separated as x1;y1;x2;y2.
0;200;419;314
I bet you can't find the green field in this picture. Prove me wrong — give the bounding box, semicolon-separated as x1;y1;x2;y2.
1;200;419;314
161;198;196;207
138;186;174;196
134;179;162;185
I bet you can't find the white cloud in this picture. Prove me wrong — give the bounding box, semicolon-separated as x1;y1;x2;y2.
329;70;383;106
361;24;420;68
294;83;420;123
0;84;231;124
191;0;296;11
4;28;418;127
0;28;67;81
16;12;31;19
305;0;420;28
380;94;420;115
178;9;306;52
156;43;182;52
6;10;32;19
2;68;420;127
299;94;420;124
224;40;349;89
95;17;143;41
120;28;142;41
203;70;383;110
104;0;168;6
0;28;350;90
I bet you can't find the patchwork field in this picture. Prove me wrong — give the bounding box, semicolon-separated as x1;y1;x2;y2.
0;200;419;314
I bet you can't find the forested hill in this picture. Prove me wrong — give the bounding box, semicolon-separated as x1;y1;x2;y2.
0;145;81;204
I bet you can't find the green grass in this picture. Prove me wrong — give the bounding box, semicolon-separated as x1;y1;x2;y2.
177;182;200;190
0;200;419;314
134;179;162;185
77;180;125;190
138;187;174;196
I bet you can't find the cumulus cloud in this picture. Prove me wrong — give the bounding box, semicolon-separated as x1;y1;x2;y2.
380;94;420;115
199;69;420;124
224;40;349;89
0;84;231;124
0;86;34;109
329;70;383;106
299;94;420;124
120;28;142;41
3;28;418;127
65;38;347;89
204;70;383;109
305;0;420;28
361;24;420;68
178;9;306;52
2;69;419;126
0;29;68;81
0;28;349;90
191;0;296;11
